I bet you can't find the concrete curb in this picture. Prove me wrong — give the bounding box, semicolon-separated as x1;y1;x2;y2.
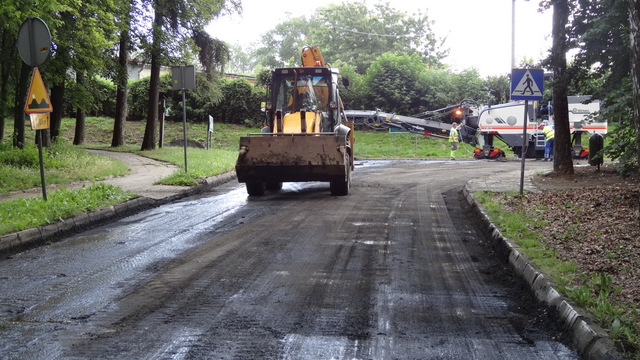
1;171;237;256
462;185;624;360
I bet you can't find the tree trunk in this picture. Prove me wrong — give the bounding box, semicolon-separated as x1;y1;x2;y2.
112;29;130;148
50;83;65;145
0;30;10;143
73;71;85;145
13;63;29;149
74;107;85;145
141;8;163;151
629;0;640;175
551;0;573;175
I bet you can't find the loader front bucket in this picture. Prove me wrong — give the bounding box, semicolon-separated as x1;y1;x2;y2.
235;134;351;196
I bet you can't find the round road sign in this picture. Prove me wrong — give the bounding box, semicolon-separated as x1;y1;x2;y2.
17;17;51;67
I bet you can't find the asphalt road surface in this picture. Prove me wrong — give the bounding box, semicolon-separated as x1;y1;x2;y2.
0;160;578;359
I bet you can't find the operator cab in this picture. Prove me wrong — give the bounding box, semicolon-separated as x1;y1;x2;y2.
266;67;342;134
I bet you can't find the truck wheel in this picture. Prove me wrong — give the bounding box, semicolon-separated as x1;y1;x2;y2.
246;182;266;196
266;182;283;191
330;154;351;196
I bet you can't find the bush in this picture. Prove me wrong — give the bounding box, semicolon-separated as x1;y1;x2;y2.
128;75;173;121
64;76;117;118
211;78;265;126
0;142;40;167
166;73;223;123
127;74;266;126
600;78;638;175
94;78;117;117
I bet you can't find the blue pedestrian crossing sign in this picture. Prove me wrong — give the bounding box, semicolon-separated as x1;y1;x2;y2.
510;69;544;100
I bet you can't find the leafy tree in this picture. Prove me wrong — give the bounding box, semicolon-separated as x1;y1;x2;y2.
308;2;446;74
363;52;427;114
193;29;230;79
140;0;238;151
421;69;456;110
628;0;640;172
251;17;310;69
111;0;136;147
600;78;637;172
226;43;255;74
484;75;511;105
42;0;118;145
415;68;490;111
449;69;487;105
571;0;629;98
0;0;25;143
250;2;446;75
549;0;574;175
567;0;638;173
334;60;366;110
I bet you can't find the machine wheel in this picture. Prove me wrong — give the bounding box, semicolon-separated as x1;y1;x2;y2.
245;182;266;196
330;154;351;196
266;182;283;191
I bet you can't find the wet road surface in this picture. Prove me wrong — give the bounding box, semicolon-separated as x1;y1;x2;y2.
0;160;578;359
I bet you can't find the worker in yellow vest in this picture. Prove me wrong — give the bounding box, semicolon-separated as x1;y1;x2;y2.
449;122;459;160
542;122;554;161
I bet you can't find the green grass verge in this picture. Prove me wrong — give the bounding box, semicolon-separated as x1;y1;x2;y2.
0;183;133;235
475;190;639;353
474;190;579;287
0;140;128;194
353;130;463;159
134;147;239;186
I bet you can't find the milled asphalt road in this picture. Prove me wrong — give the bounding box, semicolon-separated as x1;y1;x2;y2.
0;151;624;359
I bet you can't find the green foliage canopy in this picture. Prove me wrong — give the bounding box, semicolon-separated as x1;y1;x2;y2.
250;2;447;74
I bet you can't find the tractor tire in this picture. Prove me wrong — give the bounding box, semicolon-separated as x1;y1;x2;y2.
330;154;351;196
245;182;266;196
266;182;283;191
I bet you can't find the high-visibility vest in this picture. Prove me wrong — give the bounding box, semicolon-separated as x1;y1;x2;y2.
543;125;554;140
450;127;458;142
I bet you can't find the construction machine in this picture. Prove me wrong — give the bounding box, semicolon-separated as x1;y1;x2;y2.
346;96;606;160
460;96;606;159
236;46;354;196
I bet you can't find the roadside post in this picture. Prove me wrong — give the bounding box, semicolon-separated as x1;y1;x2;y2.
171;65;196;173
17;17;52;201
207;115;214;150
510;68;544;196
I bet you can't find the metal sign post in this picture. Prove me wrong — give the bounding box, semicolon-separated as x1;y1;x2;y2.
24;71;53;201
519;100;529;196
18;17;52;201
511;68;544;196
171;65;195;173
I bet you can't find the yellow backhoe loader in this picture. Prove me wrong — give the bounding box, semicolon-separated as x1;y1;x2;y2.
236;46;354;196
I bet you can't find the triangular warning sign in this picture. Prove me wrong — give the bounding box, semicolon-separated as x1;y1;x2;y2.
512;70;543;98
25;67;53;114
